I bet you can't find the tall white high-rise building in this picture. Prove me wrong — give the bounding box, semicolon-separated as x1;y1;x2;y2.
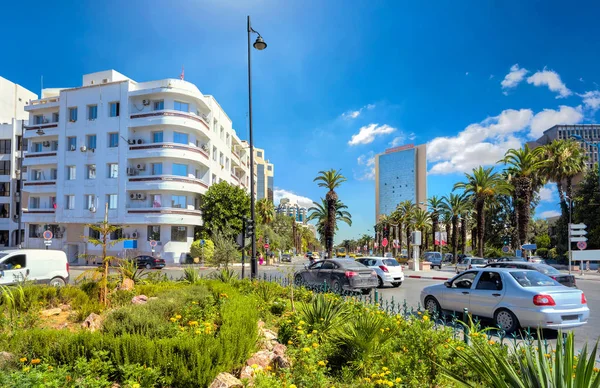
22;70;250;263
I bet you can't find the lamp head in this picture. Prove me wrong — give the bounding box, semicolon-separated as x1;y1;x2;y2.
253;36;267;50
36;129;45;136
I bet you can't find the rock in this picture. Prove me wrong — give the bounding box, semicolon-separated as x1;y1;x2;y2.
58;304;72;311
0;352;14;367
246;350;275;369
273;343;287;356
81;313;103;331
257;320;265;328
209;372;243;388
40;308;62;317
120;278;135;291
273;354;291;369
239;365;255;380
131;295;148;305
261;329;277;341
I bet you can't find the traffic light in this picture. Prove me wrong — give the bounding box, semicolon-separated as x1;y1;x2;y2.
245;218;255;237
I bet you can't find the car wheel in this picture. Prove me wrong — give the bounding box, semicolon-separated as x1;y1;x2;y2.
294;274;304;286
424;296;441;315
50;277;66;287
145;263;152;270
331;280;342;294
494;309;519;334
391;282;402;288
377;276;384;288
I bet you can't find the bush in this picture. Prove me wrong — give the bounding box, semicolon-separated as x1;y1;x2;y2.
190;239;215;264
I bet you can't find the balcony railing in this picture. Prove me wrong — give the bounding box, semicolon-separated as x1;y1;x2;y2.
24;152;58;159
128;175;209;189
24;208;56;214
25;122;58;131
130;110;210;130
24;180;56;186
129;143;209;159
126;207;202;217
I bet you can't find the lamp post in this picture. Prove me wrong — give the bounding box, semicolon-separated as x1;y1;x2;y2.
571;134;600;185
566;195;573;274
247;16;267;279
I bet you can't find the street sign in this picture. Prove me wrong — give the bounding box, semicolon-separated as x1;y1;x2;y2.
570;223;587;229
44;240;52;246
521;244;537;250
570;236;588;242
200;239;205;246
382;238;388;248
264;243;270;249
43;230;53;240
570;229;588;236
149;240;157;247
502;246;509;253
515;249;522;258
577;241;587;250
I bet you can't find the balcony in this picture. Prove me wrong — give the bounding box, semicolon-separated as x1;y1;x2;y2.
130;110;210;132
23;180;56;193
124;206;202;226
25;97;60;111
128;143;209;166
23;152;58;167
128;175;209;193
22;208;56;223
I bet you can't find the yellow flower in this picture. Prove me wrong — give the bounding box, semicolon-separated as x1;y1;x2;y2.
488;340;495;345
220;293;228;298
380;328;385;333
320;318;324;321
19;357;27;363
191;301;197;304
175;314;182;320
364;377;371;382
395;377;402;383
472;332;479;337
382;367;389;371
31;359;41;365
303;347;311;352
289;385;297;388
195;329;201;334
456;346;464;351
312;330;318;334
417;311;422;315
132;384;140;388
266;366;272;371
423;315;429;322
180;327;185;331
545;353;551;358
23;367;30;372
299;320;305;325
307;334;312;338
251;364;259;369
188;321;199;326
376;380;383;385
169;317;176;322
288;340;293;345
297;330;304;335
593;367;599;373
387;382;394;387
47;366;53;371
372;373;379;378
312;342;319;348
318;360;326;366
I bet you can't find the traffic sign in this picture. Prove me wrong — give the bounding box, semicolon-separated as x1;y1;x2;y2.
570;223;587;229
42;230;53;240
577;241;587;250
570;236;588;242
502;246;509;253
264;243;270;249
570;229;588;236
515;249;522;258
44;240;52;246
521;244;537;250
149;240;157;247
382;238;388;248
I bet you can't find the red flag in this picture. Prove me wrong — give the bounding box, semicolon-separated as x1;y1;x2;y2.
180;65;184;80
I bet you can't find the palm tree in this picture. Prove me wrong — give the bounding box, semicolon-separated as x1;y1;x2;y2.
499;145;547;245
441;193;467;263
439;210;452;253
413;208;431;251
307;198;352;252
428;196;444;252
314;169;347;258
376;214;391;255
454;166;510;257
256;198;275;224
397;200;416;258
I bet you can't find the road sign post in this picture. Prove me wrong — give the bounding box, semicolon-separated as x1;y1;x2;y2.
502;246;509;253
569;223;587;275
149;240;157;257
43;230;53;250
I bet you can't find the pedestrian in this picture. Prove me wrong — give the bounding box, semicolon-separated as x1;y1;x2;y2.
278;250;282;263
259;253;264;266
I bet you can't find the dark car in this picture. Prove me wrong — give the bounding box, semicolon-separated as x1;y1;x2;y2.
485;261;576;287
294;259;378;294
134;255;166;269
495;256;526;263
281;253;292;262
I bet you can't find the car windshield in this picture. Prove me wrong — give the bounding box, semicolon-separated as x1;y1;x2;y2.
510;271;560;287
533;264;560;275
471;258;486;265
383;259;400;266
0;253;9;260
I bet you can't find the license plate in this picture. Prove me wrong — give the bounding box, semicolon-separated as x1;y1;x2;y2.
562;315;578;321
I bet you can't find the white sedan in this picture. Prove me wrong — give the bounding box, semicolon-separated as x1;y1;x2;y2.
420;268;589;334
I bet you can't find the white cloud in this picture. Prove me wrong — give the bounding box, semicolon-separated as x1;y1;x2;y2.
356;152;376;180
527;68;572;98
501;64;528;94
539;210;560;219
580;91;600;111
273;188;315;208
529;105;583;139
341;103;376;120
389;135;405;147
348;123;396;146
408;132;416;141
538;184;556;203
579;77;585;82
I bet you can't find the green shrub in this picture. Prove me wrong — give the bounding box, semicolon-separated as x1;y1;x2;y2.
108;289;136;308
296;293;350;342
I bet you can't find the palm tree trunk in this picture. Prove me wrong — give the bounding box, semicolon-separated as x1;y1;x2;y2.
471;227;477;253
432;217;438;252
406;225;411;260
461;217;467;254
514;177;532;244
476;199;485;257
452;216;458;263
325;190;337;258
424;228;429;251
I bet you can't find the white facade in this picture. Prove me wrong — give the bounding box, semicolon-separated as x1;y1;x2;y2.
22;70;250;263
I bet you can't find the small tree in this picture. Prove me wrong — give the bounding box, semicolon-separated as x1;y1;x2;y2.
211;232;239;268
190;239;215;264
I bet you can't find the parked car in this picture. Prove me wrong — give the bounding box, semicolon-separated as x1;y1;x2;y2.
384;252;394;259
134;255;166;269
495;256;526;263
528;256;546;264
0;249;69;287
420;268;589;334
356;257;404;288
485;262;576;287
294;259;378;294
455;257;487;273
456;254;471;262
444;253;454;263
281;253;292;262
423;252;443;270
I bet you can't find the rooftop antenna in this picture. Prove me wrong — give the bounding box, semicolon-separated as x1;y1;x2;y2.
40;75;43;98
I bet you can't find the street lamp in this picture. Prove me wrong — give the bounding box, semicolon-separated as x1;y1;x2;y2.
247;16;267;279
565;195;573;274
571;134;600;185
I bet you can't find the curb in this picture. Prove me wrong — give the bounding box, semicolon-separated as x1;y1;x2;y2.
408;275;450;281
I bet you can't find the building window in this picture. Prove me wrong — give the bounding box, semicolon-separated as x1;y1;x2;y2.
212;146;217;161
0;161;10;175
66;195;75;210
29;225;40;238
171;195;186;208
50;140;58;151
151;194;161;208
107;194;118;209
30;197;40;209
267;165;272;171
0;140;11;154
108;133;119;148
147;225;160;241
50;168;57;180
108;163;118;178
171;226;187;242
173;132;188;144
69;107;77;122
33;142;43;152
52;112;59;123
86;164;96;180
174;101;189;112
87;135;97;149
257;151;263;158
219;152;224;166
67;137;77;151
225;158;229;170
212;174;217;184
109;227;123;240
88;227;100;240
153;100;164;110
67;166;76;180
109;102;120;117
151;163;162;175
152;131;163;143
0;182;9;197
85;194;95;210
172;163;187;176
16;136;22;151
34;115;43;125
220;127;224;140
88;105;98;120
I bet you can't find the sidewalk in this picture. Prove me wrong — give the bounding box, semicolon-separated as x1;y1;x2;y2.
404;269;452;281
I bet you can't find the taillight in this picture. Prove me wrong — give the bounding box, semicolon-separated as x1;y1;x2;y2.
533;295;556;306
379;265;389;273
345;271;358;278
154;259;160;262
66;263;70;273
581;293;587;304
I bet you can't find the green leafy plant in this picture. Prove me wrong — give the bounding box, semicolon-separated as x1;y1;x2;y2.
211;267;237;283
182;266;201;285
190;239;215;264
297;293;350;342
118;259;149;283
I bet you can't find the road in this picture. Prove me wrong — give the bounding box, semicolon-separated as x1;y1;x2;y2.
69;258;600;352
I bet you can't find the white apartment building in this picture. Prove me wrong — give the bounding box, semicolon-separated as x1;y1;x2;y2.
22;70;250;263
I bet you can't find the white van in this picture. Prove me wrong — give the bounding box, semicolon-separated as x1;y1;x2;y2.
0;249;70;287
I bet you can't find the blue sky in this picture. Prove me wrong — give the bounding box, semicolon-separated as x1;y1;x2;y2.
3;0;600;242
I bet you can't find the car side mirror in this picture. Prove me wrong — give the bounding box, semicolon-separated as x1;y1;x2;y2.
444;281;451;288
303;263;308;269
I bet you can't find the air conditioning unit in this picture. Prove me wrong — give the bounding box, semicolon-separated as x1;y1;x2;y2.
42;141;50;147
129;193;136;200
126;168;137;176
102;78;108;84
70;145;76;151
128;139;136;145
132;231;139;239
142;100;150;106
89;205;96;213
136;193;146;200
90;148;95;153
137;139;144;144
80;146;87;152
13;214;19;221
136;163;146;171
